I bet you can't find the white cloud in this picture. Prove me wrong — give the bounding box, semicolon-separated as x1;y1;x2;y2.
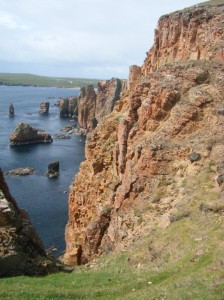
0;10;28;30
0;0;201;78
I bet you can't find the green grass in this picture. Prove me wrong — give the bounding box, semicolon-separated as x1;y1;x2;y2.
198;0;224;6
0;73;99;88
1;208;224;299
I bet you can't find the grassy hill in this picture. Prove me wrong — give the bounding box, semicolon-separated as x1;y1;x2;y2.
0;73;99;88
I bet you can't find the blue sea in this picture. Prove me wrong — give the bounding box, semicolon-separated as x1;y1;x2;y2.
0;86;85;257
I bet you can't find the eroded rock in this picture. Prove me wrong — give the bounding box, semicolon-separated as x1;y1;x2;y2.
10;123;53;146
44;161;59;178
39;102;49;115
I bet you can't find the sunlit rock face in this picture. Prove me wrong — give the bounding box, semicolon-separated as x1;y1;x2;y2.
64;3;224;266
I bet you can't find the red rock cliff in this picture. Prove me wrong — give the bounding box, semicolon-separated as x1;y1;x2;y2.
64;3;224;265
142;3;224;75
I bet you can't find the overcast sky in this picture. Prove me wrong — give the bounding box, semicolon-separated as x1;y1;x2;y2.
0;0;201;79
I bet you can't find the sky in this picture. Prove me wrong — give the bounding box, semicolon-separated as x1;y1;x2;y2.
0;0;201;79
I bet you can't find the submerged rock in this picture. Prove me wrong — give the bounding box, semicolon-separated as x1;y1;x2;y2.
9;123;53;146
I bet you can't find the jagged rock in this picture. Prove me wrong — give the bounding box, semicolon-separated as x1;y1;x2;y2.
0;169;61;277
39;101;50;115
95;78;125;122
77;85;97;133
63;3;224;265
59;97;78;118
77;79;126;134
128;65;141;91
142;4;224;76
4;167;35;176
10;123;53;146
44;161;59;178
8;103;14;117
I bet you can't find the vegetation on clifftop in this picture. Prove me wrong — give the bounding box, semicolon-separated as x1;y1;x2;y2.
0;73;99;88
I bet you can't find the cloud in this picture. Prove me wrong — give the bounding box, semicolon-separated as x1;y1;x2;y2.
0;10;28;30
0;0;201;78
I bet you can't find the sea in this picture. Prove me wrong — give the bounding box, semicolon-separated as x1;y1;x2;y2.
0;85;86;257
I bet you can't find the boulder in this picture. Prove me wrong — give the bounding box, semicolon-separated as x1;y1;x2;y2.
39;101;50;115
189;152;201;162
9;123;53;146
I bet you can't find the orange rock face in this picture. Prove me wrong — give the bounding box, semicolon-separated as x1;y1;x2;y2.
63;3;224;265
142;4;224;76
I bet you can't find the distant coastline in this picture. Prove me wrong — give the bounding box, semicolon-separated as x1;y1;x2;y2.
0;72;99;88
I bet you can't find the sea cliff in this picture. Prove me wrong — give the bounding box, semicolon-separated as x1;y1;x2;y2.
64;2;224;265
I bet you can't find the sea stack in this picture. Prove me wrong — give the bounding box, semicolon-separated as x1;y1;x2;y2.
8;103;14;117
39;101;50;115
44;161;60;178
9;122;53;146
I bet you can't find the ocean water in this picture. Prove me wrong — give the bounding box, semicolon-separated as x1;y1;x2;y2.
0;86;86;256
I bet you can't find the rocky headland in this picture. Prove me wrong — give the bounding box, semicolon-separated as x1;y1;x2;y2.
63;2;224;265
10;123;53;146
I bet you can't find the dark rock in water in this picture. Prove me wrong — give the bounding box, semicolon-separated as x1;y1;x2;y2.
189;152;201;162
39;101;50;115
45;161;59;178
0;169;62;277
9;122;53;146
4;167;35;176
58;97;78;118
8;103;14;117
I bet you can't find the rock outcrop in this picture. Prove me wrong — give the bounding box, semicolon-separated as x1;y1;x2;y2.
8;103;14;117
0;169;60;276
59;97;78;118
4;167;35;176
142;2;224;75
10;123;53;146
95;78;126;122
77;85;97;133
64;2;224;266
44;161;59;178
39;101;50;115
77;79;126;134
